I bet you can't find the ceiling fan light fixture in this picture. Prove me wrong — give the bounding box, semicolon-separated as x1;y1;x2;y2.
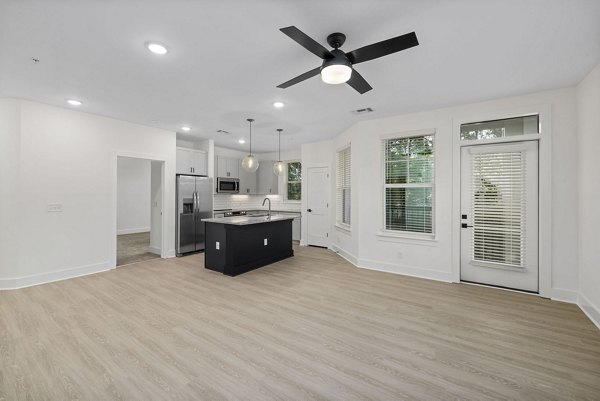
321;64;352;85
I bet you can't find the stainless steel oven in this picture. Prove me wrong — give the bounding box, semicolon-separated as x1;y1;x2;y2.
216;177;239;193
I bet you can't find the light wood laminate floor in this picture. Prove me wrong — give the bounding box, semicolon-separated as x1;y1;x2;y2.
1;246;599;400
117;231;160;266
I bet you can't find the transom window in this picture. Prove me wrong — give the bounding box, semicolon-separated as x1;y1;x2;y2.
460;115;539;141
383;134;434;235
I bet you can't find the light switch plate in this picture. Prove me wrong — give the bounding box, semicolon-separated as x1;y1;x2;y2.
47;203;63;212
264;238;268;246
216;241;220;250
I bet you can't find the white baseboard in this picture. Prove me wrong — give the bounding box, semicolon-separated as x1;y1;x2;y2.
330;244;359;265
164;248;176;258
148;246;161;255
117;227;150;235
329;243;453;283
579;292;600;331
546;287;579;303
0;261;113;290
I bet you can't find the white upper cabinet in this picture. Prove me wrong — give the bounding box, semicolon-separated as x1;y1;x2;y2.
257;161;279;195
176;147;207;175
238;160;257;194
216;156;239;179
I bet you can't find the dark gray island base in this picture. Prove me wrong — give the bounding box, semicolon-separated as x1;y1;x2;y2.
202;215;294;276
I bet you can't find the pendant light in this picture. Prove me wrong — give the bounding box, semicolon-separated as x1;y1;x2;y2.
273;128;285;176
241;118;259;172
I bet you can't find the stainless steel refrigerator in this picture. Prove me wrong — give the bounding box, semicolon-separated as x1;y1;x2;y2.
176;175;213;255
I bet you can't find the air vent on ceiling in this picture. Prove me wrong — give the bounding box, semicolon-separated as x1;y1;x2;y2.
351;107;374;115
216;129;231;135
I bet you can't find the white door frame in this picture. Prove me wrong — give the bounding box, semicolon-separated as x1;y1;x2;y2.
302;164;331;247
110;151;168;268
460;140;539;292
451;104;556;299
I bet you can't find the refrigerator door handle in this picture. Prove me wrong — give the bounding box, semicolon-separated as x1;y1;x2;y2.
193;191;198;216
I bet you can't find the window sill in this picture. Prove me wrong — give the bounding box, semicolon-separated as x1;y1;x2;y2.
376;230;437;245
335;224;351;233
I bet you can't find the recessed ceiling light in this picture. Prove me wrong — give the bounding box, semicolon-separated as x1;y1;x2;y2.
273;101;285;108
238;139;246;144
181;126;191;132
146;42;168;55
67;99;82;106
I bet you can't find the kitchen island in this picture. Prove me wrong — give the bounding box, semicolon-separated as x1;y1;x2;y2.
201;215;294;276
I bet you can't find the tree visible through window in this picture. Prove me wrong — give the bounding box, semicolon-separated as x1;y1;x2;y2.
287;162;301;201
383;135;434;234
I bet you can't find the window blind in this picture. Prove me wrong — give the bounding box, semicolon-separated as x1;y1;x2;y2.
336;146;351;226
383;135;434;234
471;152;526;267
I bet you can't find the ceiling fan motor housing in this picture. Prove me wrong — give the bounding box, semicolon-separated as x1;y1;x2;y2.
321;48;352;71
326;32;346;49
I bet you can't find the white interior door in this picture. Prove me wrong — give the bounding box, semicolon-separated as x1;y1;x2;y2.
460;141;539;292
306;166;330;247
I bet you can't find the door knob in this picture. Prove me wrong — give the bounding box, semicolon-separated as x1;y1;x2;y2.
307;209;312;212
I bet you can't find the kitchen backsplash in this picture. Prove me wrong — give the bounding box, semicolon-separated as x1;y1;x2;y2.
214;194;302;211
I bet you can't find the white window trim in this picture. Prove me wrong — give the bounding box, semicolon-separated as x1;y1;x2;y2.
380;129;436;240
284;160;302;203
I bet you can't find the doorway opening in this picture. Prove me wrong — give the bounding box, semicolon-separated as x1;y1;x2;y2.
116;157;164;266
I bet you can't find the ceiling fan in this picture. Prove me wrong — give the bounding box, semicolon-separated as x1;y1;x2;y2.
277;26;419;94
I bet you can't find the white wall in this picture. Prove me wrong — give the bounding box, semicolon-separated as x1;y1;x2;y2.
577;63;600;327
0;99;21;280
0;99;176;289
310;87;580;301
117;157;151;234
149;160;163;254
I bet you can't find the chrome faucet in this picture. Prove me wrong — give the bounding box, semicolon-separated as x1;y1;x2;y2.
262;197;271;220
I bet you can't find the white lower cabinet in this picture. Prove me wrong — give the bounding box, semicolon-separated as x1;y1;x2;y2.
292;216;301;242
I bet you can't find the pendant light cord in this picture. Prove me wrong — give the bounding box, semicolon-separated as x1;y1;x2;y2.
277;128;283;160
247;118;254;155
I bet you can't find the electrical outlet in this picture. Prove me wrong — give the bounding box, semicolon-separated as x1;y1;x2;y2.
264;238;268;246
47;203;63;212
216;242;220;250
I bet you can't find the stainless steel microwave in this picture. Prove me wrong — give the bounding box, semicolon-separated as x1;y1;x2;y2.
216;177;239;193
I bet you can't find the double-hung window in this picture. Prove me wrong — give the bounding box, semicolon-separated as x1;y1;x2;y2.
336;145;351;227
383;132;434;235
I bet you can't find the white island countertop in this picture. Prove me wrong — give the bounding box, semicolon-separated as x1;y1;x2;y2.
202;215;296;226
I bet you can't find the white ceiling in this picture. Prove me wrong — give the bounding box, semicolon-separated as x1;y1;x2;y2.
1;0;599;152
